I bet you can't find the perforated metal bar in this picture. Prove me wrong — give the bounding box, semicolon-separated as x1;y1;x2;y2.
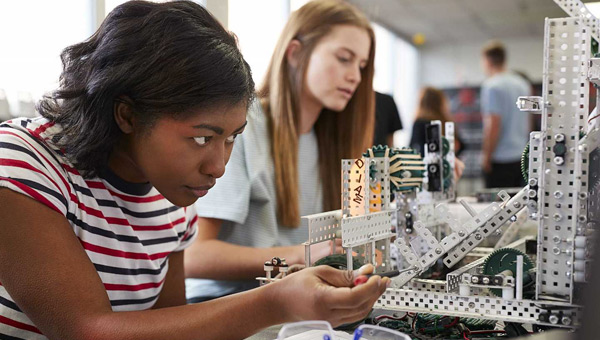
302;210;341;244
341;210;394;248
376;289;582;328
554;0;600;41
536;17;590;301
444;187;529;267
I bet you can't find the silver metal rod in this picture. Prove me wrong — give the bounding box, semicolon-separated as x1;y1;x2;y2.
516;255;524;300
459;198;477;217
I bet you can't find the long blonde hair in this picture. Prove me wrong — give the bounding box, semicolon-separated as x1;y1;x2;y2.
259;0;375;227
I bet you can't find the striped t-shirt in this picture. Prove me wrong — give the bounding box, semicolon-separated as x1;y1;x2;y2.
0;117;198;339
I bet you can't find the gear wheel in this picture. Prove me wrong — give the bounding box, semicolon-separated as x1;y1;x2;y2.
482;248;534;297
442;137;450;156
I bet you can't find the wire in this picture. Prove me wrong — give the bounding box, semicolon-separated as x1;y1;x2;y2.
469;330;506;335
444;317;460;328
375;313;407;322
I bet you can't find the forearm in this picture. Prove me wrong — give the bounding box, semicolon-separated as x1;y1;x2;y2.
185;239;303;280
80;284;286;340
482;116;501;160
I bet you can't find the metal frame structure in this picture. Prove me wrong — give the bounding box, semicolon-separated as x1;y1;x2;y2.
260;0;597;330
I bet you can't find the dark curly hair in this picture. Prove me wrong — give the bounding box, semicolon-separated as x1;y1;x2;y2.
37;0;254;178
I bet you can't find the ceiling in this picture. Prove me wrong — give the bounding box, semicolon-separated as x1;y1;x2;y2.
347;0;598;46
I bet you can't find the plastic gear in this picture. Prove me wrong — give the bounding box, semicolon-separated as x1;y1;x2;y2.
442;137;450;156
482;248;534;297
521;142;530;182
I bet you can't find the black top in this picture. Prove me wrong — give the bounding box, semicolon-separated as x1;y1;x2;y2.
373;92;403;147
410;118;464;157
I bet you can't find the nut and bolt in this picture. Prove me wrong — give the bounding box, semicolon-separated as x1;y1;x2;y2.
513;201;522;209
554;156;565;165
475;234;483;240
562;316;572;325
554;191;564;199
528;189;538;198
458;231;466;237
579;192;588;200
566;271;572;278
528;178;538;187
553;247;562;255
553;236;562;244
435;248;443;255
555;133;565;142
549;314;560;324
554;213;562;221
482;277;491;285
471;276;480;284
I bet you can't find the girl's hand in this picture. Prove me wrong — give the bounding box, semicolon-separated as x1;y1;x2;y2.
271;264;389;327
308;238;344;261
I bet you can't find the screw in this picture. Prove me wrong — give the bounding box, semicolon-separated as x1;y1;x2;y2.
435;248;443;255
513;201;522;208
555;203;562;208
555;134;565;142
553;247;561;255
579;215;587;223
580;192;588;200
528;189;537;198
510;215;517;222
475;234;482;240
554;191;564;199
561;316;572;325
482;277;491;285
566;271;572;278
554;213;562;221
549;314;559;324
553;236;562;244
528;178;538;187
554;156;565;165
471;276;480;284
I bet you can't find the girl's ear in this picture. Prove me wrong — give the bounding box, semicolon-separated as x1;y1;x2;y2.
113;97;136;134
285;39;303;68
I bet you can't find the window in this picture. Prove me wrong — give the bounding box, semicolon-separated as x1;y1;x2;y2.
0;0;94;118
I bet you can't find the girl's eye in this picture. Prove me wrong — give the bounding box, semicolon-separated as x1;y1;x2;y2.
337;56;351;63
226;134;238;144
194;136;210;146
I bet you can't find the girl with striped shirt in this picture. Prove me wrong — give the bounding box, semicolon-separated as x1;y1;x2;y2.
0;1;388;339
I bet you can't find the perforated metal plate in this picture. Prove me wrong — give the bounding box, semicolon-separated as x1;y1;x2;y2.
340;210;394;248
535;17;590;301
